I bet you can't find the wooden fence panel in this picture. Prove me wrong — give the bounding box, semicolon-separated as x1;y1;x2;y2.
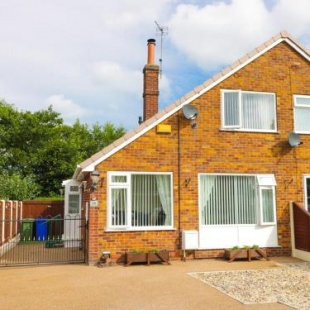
293;202;310;252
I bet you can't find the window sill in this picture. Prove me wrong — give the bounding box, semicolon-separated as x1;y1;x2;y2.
219;128;279;134
104;227;176;232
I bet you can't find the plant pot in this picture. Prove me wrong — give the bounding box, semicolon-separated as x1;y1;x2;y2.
125;252;147;264
125;250;170;266
148;251;170;263
225;248;268;262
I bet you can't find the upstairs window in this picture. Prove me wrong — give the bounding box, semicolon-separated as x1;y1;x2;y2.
221;90;277;132
294;95;310;133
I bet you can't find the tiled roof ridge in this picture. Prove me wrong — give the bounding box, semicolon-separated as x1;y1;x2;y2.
77;30;308;173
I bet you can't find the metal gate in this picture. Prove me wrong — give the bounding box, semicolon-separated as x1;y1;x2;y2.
0;215;87;266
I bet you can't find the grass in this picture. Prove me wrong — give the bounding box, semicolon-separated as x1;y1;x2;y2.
34;196;64;201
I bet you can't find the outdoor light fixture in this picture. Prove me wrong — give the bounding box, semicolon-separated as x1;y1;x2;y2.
90;168;101;191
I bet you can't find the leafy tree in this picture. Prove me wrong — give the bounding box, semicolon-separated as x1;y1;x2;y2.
0;100;126;198
0;171;40;200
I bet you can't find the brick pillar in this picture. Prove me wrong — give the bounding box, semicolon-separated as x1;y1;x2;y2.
87;206;99;265
143;39;160;121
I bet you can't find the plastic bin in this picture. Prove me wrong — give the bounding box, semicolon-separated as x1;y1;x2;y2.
35;218;48;241
20;218;35;242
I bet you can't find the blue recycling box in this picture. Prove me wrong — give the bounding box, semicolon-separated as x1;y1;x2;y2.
35;218;48;241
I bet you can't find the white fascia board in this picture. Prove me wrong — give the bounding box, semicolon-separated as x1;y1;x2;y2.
285;39;310;62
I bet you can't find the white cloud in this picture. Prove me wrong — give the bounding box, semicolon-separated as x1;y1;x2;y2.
1;0;310;130
271;0;310;35
44;95;88;124
167;0;310;72
167;0;272;70
92;61;142;94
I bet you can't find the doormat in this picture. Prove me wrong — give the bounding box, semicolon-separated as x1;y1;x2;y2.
188;268;310;310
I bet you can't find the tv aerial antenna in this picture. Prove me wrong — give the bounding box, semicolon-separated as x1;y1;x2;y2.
155;21;168;78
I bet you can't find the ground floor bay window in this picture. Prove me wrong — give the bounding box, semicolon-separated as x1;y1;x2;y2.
107;172;173;230
198;174;278;249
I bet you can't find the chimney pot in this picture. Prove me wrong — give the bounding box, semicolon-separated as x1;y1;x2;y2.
147;38;156;65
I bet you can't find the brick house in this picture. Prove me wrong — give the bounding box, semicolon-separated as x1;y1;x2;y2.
64;31;310;264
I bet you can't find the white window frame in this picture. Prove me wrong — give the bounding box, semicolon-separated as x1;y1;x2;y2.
259;186;276;225
293;95;310;134
199;173;277;226
107;172;130;229
221;89;277;132
107;171;174;231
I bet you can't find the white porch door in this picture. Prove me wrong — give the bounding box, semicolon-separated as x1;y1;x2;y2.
62;180;81;248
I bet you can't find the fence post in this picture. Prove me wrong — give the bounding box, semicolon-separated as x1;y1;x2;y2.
289;201;296;257
0;200;4;245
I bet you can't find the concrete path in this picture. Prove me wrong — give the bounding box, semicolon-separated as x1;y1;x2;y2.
0;257;300;310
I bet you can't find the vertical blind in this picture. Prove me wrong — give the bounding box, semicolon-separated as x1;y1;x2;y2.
200;175;257;225
261;188;274;223
110;174;171;227
223;90;275;130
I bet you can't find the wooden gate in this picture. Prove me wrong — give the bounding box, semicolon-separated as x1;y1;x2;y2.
0;215;87;266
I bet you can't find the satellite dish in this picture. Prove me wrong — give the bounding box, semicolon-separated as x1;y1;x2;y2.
183;104;199;120
288;132;302;147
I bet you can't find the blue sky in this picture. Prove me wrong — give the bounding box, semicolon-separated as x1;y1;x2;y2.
1;0;310;130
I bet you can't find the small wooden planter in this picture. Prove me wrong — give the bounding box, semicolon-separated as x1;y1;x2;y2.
125;250;170;267
225;248;269;262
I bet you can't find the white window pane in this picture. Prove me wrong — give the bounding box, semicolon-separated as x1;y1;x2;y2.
111;188;127;226
131;174;171;227
261;188;274;223
111;175;127;183
257;175;276;186
200;175;257;225
295;107;310;132
242;93;275;130
296;96;310;106
224;92;239;127
108;173;172;229
68;194;80;214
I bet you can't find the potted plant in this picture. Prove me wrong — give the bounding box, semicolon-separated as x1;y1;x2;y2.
125;249;170;266
224;245;268;262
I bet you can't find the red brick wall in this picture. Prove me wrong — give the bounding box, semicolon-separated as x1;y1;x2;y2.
143;64;159;121
88;42;310;262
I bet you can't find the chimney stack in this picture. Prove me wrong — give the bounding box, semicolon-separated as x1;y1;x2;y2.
143;39;159;122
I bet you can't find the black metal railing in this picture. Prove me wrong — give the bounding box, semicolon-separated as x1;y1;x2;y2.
0;216;86;266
